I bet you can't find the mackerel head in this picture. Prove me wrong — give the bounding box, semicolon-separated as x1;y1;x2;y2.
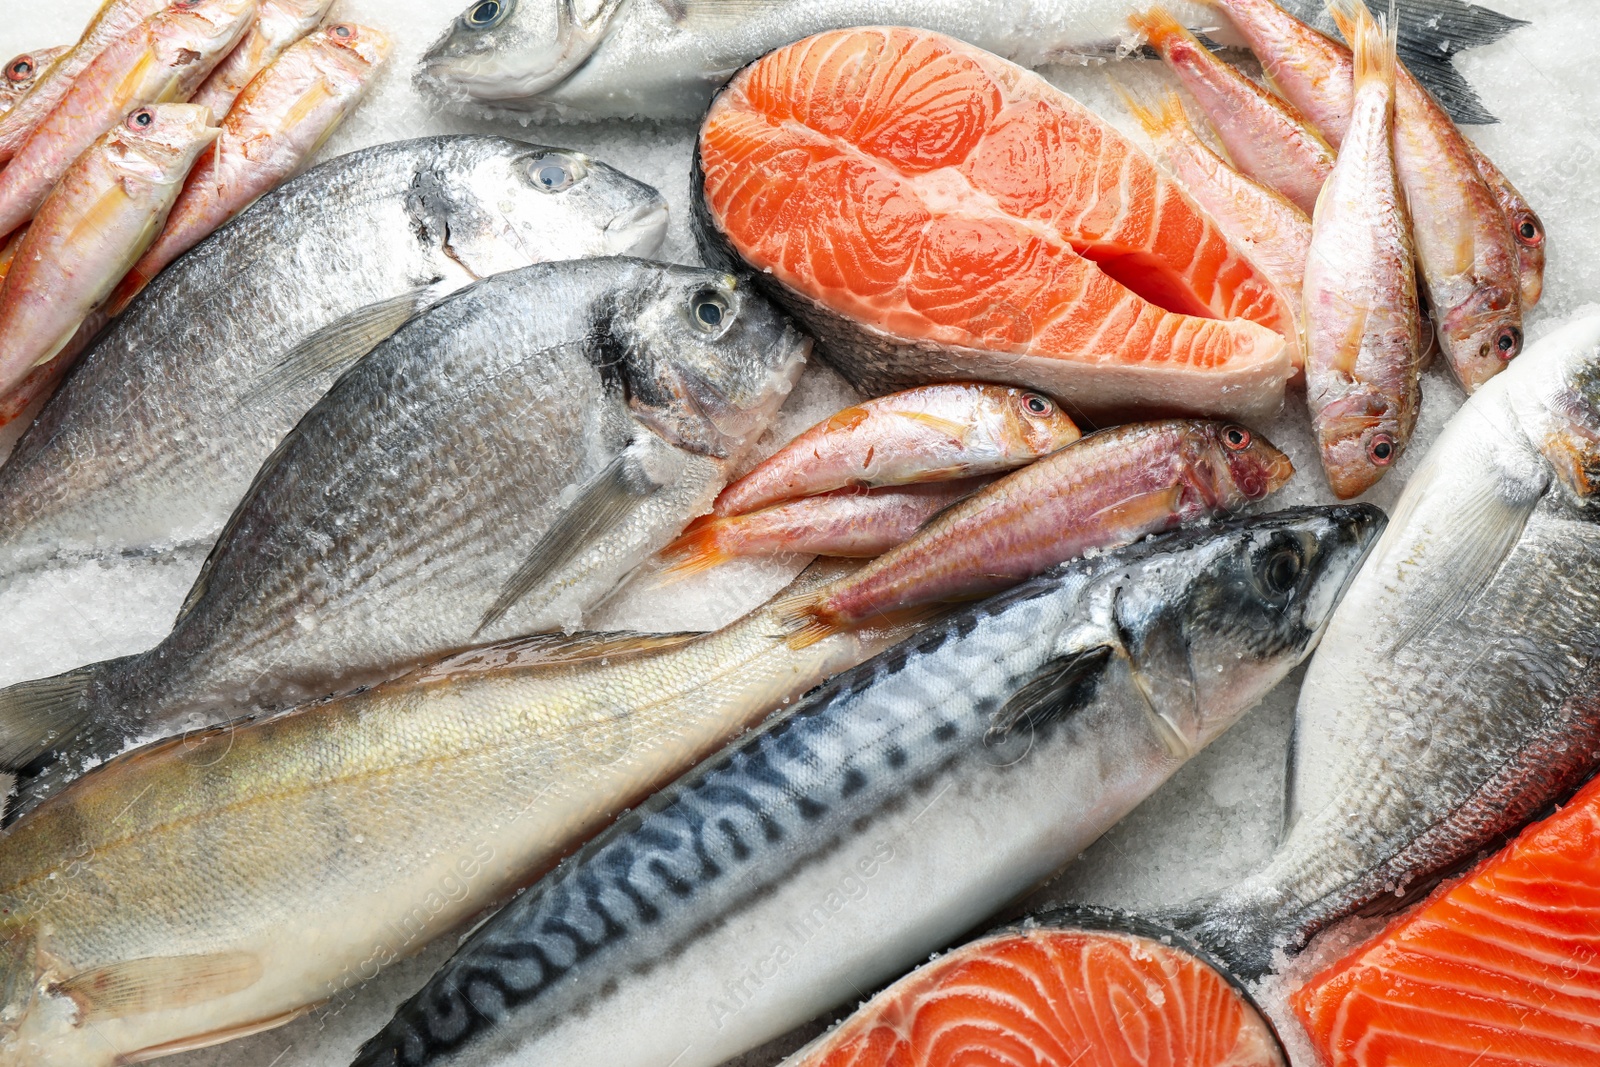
0;258;807;816
351;505;1380;1067
1179;313;1600;978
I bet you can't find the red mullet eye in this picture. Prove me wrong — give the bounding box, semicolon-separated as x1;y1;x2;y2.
1369;434;1395;466
1496;326;1522;360
1516;215;1543;247
1022;392;1053;416
7;60;31;82
331;24;353;38
1222;425;1251;451
128;108;154;129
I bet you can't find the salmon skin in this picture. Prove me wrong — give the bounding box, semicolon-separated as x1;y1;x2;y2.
189;0;334;116
0;259;808;817
0;563;919;1067
784;908;1286;1067
714;382;1078;517
107;21;392;315
779;420;1293;645
351;506;1380;1067
1293;771;1600;1066
0;47;68;117
417;0;1518;126
694;26;1299;422
1175;314;1600;978
0;137;666;585
662;479;990;577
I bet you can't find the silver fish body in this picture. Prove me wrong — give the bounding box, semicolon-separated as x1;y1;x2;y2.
1182;314;1600;977
1;258;807;812
0;136;667;583
352;504;1382;1067
416;0;1518;123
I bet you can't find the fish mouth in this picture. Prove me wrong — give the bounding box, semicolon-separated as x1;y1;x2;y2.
1304;503;1387;634
604;201;669;257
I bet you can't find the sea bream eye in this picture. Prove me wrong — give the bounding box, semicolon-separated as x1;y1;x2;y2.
464;0;509;29
527;153;584;192
691;290;731;331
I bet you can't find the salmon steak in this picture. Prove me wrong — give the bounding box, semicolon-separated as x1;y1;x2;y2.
1293;770;1600;1066
785;914;1286;1067
694;26;1298;421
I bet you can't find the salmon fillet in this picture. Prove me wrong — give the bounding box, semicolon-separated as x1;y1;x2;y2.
696;26;1297;420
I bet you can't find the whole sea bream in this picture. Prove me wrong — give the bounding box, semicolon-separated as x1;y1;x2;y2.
1182;313;1600;977
416;0;1518;125
353;505;1383;1067
0;565;913;1067
0;135;667;581
0;258;808;814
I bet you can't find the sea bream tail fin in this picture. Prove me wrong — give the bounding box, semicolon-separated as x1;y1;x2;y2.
0;661;107;771
242;285;441;406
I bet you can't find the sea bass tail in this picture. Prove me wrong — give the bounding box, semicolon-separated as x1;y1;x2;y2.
0;659;111;770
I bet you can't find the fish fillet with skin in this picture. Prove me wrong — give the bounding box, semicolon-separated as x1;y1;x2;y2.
1302;4;1420;499
416;0;1519;125
713;382;1078;516
779;419;1293;644
352;506;1381;1067
0;0;258;246
786;913;1286;1067
0;137;667;583
0;564;918;1067
0;47;68;117
0;259;808;817
1130;5;1334;215
1175;313;1600;977
0;0;166;163
1292;770;1600;1066
189;0;334;116
0;105;217;400
1210;0;1526;393
108;21;392;315
696;26;1298;421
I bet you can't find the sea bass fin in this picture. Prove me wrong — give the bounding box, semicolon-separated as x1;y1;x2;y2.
53;951;263;1022
417;630;703;680
243;287;436;405
1385;470;1538;655
989;644;1113;740
0;663;101;770
475;448;661;636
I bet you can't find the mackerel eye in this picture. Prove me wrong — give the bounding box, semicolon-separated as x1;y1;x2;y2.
127;108;155;130
527;152;584;192
6;59;32;83
1259;545;1303;597
1515;214;1544;248
1368;433;1395;466
1495;326;1522;360
464;0;508;28
1222;425;1252;451
691;290;731;332
1021;392;1054;417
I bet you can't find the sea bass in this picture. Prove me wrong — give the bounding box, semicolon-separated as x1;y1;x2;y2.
0;105;216;398
0;136;666;582
695;26;1298;420
1302;4;1420;499
0;47;68;117
1180;313;1600;977
0;0;166;163
0;258;808;813
352;505;1382;1067
0;564;913;1067
189;0;335;116
415;0;1516;125
0;0;258;249
109;21;392;314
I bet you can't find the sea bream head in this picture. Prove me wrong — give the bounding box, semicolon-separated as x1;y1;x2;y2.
405;137;668;279
419;0;620;106
605;264;810;461
1101;504;1384;758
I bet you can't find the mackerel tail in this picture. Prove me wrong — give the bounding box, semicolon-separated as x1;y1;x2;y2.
351;504;1384;1067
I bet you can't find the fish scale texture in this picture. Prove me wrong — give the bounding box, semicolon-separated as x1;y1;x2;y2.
792;929;1283;1067
698;27;1296;416
1292;771;1600;1065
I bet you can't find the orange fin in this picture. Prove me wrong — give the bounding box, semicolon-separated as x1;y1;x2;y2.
821;405;871;434
894;411;971;440
1087;485;1185;530
657;521;736;581
53;951;263;1022
1127;5;1190;50
773;590;846;650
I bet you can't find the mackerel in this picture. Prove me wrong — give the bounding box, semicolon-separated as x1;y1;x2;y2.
353;505;1382;1067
